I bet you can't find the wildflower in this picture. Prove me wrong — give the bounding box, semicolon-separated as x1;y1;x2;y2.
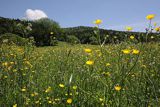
125;26;133;31
21;88;26;92
84;48;92;53
132;49;140;54
146;14;155;20
122;49;130;54
102;72;111;76
4;76;8;79
73;86;77;90
59;84;65;88
155;27;160;32
93;19;102;25
55;98;60;101
99;98;104;102
46;97;50;99
86;60;94;65
13;104;17;107
35;100;39;104
114;85;121;91
130;35;134;39
66;98;72;104
13;69;17;72
50;32;54;35
106;63;111;66
10;62;14;65
2;62;8;67
48;101;52;104
45;86;52;93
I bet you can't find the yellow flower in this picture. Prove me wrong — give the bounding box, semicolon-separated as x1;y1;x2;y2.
84;48;92;53
125;26;133;31
130;35;134;39
2;62;8;67
99;98;104;102
48;101;52;104
155;27;160;32
35;100;39;104
21;88;26;92
4;76;8;79
66;98;72;104
13;104;17;107
59;84;65;88
102;72;111;76
106;63;111;66
132;49;140;54
10;62;14;65
122;49;130;54
50;32;54;35
45;86;52;93
73;86;77;90
86;60;94;65
151;36;154;39
114;85;121;91
93;19;102;25
146;14;155;20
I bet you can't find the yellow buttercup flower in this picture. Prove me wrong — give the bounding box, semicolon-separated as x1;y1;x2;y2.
155;27;160;32
21;88;26;92
99;98;104;102
84;48;92;53
114;85;121;91
50;32;54;35
13;104;17;107
2;62;8;67
59;84;65;88
45;86;52;93
132;49;140;54
66;98;72;104
93;19;102;25
86;60;94;65
106;63;111;66
125;26;133;31
72;86;77;90
48;101;52;104
122;49;130;54
130;36;134;39
146;14;155;20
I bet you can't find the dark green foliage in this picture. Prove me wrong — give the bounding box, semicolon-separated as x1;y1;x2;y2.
50;36;58;46
66;35;80;45
89;36;98;45
0;17;160;46
30;18;61;46
0;33;28;46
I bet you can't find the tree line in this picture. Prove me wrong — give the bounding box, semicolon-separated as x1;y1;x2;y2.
0;17;159;46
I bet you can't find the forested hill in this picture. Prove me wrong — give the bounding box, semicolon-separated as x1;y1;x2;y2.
0;17;159;46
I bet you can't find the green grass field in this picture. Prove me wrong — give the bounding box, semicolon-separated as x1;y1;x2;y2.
1;41;160;107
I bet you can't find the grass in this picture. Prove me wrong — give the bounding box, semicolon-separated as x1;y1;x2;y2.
0;41;160;107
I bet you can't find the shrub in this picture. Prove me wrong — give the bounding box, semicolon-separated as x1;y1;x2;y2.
89;36;98;45
50;36;58;46
66;35;80;45
0;33;28;46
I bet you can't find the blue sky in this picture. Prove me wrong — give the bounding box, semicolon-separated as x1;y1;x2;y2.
0;0;160;32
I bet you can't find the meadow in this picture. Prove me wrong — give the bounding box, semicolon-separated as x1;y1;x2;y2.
0;41;160;107
0;15;160;107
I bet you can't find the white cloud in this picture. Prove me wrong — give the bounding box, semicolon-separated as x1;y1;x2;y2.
25;9;48;20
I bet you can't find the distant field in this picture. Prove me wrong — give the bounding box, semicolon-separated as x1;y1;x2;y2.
0;42;160;106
